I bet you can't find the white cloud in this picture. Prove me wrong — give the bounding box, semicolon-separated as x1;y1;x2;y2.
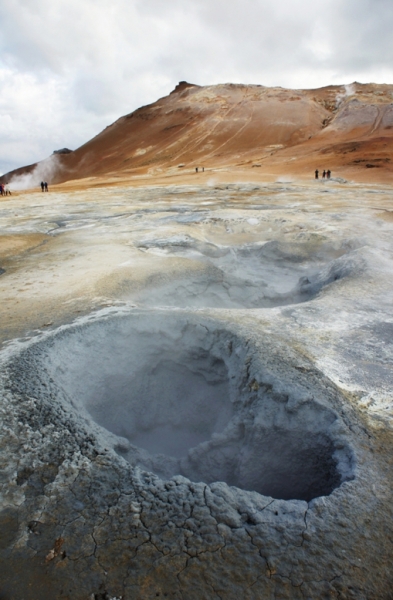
0;0;392;174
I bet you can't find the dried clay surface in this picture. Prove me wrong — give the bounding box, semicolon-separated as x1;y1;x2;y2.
1;181;393;599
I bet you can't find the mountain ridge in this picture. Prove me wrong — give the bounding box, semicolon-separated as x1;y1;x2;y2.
2;80;393;186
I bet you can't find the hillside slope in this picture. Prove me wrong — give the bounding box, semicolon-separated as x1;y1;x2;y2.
3;81;393;185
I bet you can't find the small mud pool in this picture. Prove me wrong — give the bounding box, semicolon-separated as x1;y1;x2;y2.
132;238;356;309
8;311;354;502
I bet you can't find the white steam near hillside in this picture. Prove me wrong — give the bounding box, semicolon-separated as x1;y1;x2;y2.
7;155;62;190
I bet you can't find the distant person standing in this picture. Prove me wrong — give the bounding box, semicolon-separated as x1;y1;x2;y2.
44;182;48;191
322;170;326;178
327;170;331;179
0;184;3;196
40;181;45;192
315;169;319;179
195;167;198;173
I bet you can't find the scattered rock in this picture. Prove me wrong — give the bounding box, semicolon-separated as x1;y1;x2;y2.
53;148;73;155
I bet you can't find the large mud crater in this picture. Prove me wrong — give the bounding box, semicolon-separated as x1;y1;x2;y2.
11;311;354;502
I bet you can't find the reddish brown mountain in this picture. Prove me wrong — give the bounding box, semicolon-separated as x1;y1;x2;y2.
3;81;393;185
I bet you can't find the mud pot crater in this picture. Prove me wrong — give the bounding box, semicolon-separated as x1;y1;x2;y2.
7;310;354;502
133;238;359;309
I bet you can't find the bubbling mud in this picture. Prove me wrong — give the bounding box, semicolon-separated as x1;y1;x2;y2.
9;311;354;502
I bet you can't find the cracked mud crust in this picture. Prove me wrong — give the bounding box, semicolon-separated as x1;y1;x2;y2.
1;314;392;600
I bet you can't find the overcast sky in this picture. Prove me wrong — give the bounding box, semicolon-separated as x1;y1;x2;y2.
0;0;392;174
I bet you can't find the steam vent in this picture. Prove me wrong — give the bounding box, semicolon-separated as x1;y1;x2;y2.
1;85;393;599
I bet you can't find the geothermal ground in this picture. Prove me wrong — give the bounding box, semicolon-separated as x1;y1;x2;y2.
1;178;393;599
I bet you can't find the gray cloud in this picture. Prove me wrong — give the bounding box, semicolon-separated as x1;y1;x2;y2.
0;0;392;174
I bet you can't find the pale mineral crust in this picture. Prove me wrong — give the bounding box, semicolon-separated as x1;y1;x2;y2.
1;182;393;599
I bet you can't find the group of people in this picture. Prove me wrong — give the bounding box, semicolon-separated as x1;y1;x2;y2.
40;181;49;192
315;169;331;179
0;183;11;195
